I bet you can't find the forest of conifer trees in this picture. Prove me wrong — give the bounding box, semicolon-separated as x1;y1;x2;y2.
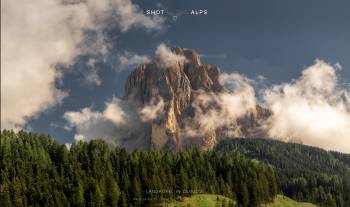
0;130;277;207
215;138;350;207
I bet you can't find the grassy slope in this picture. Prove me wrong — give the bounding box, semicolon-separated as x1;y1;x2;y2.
160;194;317;207
267;195;317;207
160;194;234;207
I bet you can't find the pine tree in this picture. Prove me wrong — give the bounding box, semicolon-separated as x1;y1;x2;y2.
104;177;120;207
71;179;85;207
120;192;128;207
132;177;142;207
238;181;249;207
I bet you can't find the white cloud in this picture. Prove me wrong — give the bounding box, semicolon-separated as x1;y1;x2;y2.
118;43;189;71
82;58;102;86
63;97;134;144
112;0;164;32
155;43;187;68
118;52;150;70
63;97;165;144
1;0;164;129
185;73;257;137
263;60;350;153
104;99;129;125
139;99;165;122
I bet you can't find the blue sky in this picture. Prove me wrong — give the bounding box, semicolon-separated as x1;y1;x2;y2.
5;0;350;144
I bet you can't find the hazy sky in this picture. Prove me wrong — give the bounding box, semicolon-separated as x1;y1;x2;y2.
2;0;350;147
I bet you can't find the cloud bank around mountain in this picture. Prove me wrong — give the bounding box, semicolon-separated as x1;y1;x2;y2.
63;57;350;152
63;97;137;145
263;60;350;152
184;73;256;137
63;97;165;144
117;43;186;71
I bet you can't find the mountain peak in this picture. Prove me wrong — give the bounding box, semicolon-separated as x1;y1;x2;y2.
122;47;269;151
170;47;202;66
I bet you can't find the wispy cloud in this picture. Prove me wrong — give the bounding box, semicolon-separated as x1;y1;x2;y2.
118;52;150;71
155;43;187;68
184;73;256;137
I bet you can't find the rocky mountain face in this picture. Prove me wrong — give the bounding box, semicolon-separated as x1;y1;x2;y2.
122;47;270;151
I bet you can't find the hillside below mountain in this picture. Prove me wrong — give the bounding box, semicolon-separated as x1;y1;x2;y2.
215;138;350;207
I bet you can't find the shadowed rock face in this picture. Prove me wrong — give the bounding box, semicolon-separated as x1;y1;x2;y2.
123;47;270;151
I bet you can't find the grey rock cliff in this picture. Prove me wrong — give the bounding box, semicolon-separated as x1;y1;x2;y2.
122;47;270;151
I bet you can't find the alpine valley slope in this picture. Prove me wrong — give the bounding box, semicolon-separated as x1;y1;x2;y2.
215;138;350;207
121;47;271;151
